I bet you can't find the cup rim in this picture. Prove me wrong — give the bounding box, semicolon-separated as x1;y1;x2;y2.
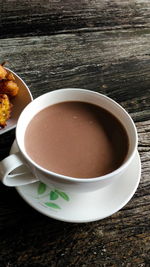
16;88;138;183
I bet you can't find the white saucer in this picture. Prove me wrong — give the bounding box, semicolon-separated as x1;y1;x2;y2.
10;141;141;223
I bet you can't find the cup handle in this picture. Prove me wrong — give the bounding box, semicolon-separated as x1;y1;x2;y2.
0;152;38;187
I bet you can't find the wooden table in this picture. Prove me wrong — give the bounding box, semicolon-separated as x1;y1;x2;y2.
0;1;150;266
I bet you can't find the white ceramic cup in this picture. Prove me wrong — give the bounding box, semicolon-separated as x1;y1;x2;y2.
0;88;138;193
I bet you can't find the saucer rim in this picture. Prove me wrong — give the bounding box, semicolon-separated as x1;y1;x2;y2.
13;147;141;223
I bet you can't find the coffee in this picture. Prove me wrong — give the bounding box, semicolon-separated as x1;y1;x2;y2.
24;101;129;178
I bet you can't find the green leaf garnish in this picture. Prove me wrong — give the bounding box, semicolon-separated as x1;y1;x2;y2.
55;190;70;201
45;202;61;209
38;182;46;194
50;191;59;200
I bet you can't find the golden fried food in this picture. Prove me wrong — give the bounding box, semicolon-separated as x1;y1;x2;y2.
0;80;19;97
0;94;12;128
6;72;15;81
0;63;20;129
0;65;7;80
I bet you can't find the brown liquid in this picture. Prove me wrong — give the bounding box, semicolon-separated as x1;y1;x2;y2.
24;101;129;178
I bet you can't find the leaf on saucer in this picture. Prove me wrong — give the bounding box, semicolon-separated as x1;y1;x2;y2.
50;191;59;200
38;182;46;195
45;202;61;209
55;190;70;201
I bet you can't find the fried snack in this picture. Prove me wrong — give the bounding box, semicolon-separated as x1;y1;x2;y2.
0;65;7;80
6;72;15;81
0;94;12;128
0;80;19;97
0;63;20;129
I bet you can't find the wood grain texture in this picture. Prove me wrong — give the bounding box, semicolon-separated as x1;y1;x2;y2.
0;30;150;119
0;0;150;266
0;0;150;38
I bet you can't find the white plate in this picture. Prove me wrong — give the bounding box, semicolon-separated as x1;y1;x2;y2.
0;68;33;134
10;141;141;223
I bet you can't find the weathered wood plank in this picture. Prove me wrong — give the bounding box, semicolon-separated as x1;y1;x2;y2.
0;29;149;123
0;193;149;266
0;0;150;38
